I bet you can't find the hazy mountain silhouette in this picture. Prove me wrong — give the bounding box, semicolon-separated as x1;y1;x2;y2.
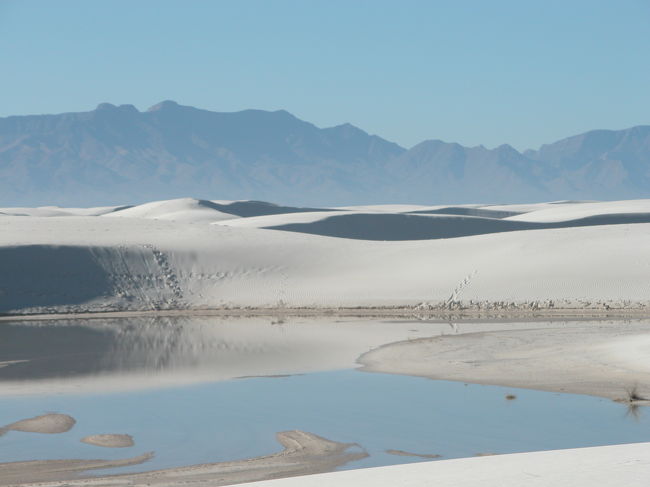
524;126;650;200
0;101;648;206
384;140;552;203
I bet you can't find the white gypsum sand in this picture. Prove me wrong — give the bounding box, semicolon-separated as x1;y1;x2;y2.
1;198;650;314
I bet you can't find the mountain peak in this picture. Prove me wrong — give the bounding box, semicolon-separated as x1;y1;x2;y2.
414;139;461;149
326;122;368;136
95;102;117;111
147;100;181;112
118;104;139;113
495;143;520;154
95;103;139;114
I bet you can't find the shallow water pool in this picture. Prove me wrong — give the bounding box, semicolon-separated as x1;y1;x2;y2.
0;316;648;476
1;369;649;474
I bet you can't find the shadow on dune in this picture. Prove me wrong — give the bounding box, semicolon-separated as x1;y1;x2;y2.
266;212;650;241
0;246;114;312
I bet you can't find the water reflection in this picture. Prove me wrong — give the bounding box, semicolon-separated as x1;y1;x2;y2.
0;316;473;395
0;317;641;396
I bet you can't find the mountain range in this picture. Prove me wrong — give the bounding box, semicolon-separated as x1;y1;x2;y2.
1;100;648;206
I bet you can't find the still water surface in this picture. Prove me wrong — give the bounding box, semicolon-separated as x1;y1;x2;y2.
0;317;648;475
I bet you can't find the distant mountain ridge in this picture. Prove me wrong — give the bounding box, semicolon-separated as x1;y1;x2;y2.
0;101;648;206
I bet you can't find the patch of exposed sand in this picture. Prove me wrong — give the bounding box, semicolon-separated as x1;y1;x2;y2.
0;414;75;436
81;434;134;448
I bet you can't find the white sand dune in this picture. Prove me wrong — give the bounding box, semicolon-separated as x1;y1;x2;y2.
103;198;333;223
507;198;650;222
104;198;240;223
1;198;650;314
479;200;596;213
215;210;352;228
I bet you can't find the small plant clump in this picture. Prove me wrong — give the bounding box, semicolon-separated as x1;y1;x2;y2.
625;385;647;403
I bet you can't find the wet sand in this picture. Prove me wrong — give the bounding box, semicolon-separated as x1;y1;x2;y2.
3;430;366;487
0;414;75;436
81;434;134;448
385;449;441;459
0;453;153;486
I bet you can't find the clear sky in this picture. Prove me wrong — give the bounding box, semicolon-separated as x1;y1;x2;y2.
1;0;649;150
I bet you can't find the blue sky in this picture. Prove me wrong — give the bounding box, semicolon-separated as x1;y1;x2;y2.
1;0;649;150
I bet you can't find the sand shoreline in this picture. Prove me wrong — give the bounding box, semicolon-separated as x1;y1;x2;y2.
1;305;650;323
2;431;366;487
